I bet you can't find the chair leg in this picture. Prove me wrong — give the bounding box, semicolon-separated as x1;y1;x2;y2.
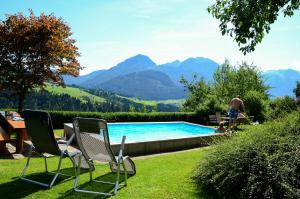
49;152;64;188
44;157;48;172
73;153;82;191
114;163;121;195
20;145;33;178
20;147;67;188
89;168;93;182
20;146;50;187
122;161;128;186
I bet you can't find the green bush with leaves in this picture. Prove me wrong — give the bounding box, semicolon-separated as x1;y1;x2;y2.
49;111;202;129
193;111;300;199
265;96;297;120
243;90;266;122
195;95;227;121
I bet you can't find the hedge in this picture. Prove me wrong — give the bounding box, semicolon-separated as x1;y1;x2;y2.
193;110;300;199
48;111;205;129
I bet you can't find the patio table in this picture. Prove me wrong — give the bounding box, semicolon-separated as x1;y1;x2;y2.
6;119;28;153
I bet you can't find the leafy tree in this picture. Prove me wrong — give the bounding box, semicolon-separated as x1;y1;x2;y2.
266;96;297;120
151;104;158;112
0;10;82;112
180;76;211;111
181;60;269;113
243;90;266;121
128;105;136;112
208;0;300;54
141;105;147;113
213;60;269;103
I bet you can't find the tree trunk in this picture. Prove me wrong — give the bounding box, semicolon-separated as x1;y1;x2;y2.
17;92;26;113
296;96;300;105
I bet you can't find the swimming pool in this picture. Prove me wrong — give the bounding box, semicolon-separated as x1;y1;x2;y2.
64;122;220;156
107;122;215;144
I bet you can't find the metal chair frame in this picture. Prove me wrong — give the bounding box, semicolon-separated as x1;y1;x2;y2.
20;110;79;188
72;118;128;196
20;136;78;188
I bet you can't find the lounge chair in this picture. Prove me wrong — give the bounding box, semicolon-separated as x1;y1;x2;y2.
72;117;136;196
20;110;80;188
0;111;10;134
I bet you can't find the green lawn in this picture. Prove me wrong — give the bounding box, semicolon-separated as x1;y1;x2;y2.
119;96;185;107
0;148;207;198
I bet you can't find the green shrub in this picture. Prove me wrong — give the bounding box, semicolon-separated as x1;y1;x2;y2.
193;111;300;199
243;90;266;122
49;111;203;129
265;96;297;120
195;95;227;122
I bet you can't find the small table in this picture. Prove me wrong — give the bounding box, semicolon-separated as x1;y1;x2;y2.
6;119;28;153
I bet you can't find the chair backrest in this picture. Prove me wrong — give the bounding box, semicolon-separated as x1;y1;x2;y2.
73;117;116;163
23;110;60;155
216;112;222;123
209;115;217;124
0;111;10;132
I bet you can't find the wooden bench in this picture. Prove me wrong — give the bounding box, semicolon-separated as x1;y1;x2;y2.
0;126;10;153
209;112;225;125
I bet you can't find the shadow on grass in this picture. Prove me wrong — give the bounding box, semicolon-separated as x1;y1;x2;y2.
0;167;76;198
58;172;134;199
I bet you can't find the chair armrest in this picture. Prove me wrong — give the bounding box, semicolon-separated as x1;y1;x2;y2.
66;133;75;146
118;136;126;162
59;134;75;152
57;139;67;144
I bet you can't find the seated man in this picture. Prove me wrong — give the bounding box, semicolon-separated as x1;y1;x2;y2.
228;95;245;130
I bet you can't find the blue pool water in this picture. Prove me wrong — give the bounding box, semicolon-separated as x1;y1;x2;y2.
107;122;215;144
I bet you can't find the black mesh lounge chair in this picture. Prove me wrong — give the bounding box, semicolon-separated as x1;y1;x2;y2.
20;110;80;188
72;117;136;196
0;111;10;133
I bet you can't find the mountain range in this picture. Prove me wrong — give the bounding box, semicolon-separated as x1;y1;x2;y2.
263;69;300;97
64;54;300;99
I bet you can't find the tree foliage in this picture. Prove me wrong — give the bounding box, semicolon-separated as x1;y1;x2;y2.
181;60;269;115
180;76;211;111
243;90;266;121
213;59;269;103
208;0;300;54
0;10;82;112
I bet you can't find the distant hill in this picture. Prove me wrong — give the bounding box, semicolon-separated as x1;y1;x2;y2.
64;54;218;100
263;69;300;97
81;54;157;88
43;84;182;110
63;70;105;85
99;70;186;100
158;57;219;84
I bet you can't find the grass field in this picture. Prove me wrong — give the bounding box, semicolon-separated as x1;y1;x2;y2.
44;84;185;107
44;85;106;103
0;148;207;199
119;96;185;107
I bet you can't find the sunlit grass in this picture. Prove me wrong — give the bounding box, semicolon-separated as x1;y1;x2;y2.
118;96;185;106
42;84;106;103
0;148;207;199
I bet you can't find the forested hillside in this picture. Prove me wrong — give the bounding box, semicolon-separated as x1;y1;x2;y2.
0;85;181;112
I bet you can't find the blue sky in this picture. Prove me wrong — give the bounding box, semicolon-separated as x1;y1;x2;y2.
1;0;300;75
